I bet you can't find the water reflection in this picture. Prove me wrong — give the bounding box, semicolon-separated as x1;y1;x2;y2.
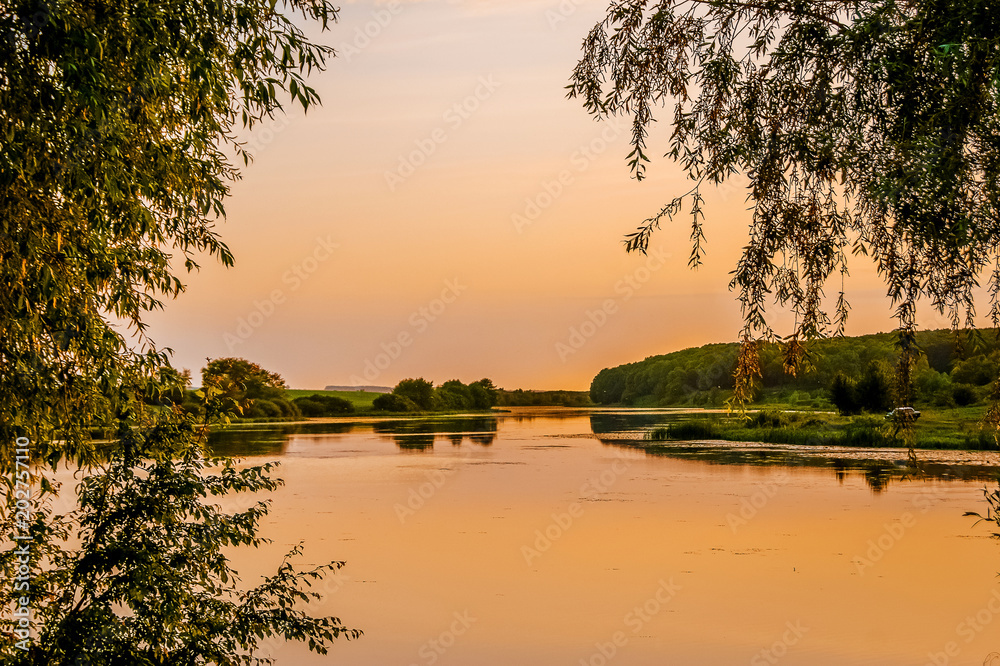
207;410;999;493
208;416;499;456
588;413;1000;492
372;416;497;449
207;421;357;456
588;410;702;433
237;407;1000;666
393;433;436;450
207;426;290;457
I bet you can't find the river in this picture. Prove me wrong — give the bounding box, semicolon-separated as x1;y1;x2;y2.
212;408;1000;665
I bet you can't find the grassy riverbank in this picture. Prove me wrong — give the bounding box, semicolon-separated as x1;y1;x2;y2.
645;406;998;450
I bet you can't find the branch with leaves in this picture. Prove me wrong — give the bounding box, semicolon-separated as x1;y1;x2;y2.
571;0;1000;409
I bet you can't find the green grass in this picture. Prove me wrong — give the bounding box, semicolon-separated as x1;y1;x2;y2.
284;389;382;410
645;406;999;450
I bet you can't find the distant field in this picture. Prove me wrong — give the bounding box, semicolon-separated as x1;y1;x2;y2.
284;389;380;410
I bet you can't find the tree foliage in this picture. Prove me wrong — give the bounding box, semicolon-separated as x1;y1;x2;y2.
392;379;436;411
571;0;1000;401
469;379;500;410
203;359;287;397
591;328;998;408
0;0;337;464
0;409;361;664
0;0;357;660
373;378;501;412
372;392;418;413
830;361;895;415
293;394;354;417
829;372;862;415
435;379;500;411
201;358;299;419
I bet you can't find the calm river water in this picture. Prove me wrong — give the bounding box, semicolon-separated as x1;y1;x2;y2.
212;408;1000;665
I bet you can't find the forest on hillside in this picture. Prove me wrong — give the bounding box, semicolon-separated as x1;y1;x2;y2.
590;329;1000;409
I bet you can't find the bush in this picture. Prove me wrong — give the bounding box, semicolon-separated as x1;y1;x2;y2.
245;398;281;418
647;421;721;441
272;398;300;418
469;379;499;409
373;393;418;412
294;398;323;416
434;380;474;410
746;409;790;428
842;416;896;447
392;378;435;410
951;355;998;386
293;394;354;417
952;383;979;406
916;367;952;405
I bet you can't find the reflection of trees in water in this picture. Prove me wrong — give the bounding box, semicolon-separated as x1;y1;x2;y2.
832;461;849;485
830;459;896;493
596;436;998;492
296;422;356;435
862;462;896;493
208;427;290;457
372;417;498;450
590;412;1000;491
394;434;436;450
468;432;496;446
207;421;357;457
590;413;679;435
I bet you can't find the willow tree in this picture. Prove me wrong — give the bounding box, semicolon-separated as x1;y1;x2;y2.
0;0;335;464
1;1;361;662
569;0;1000;406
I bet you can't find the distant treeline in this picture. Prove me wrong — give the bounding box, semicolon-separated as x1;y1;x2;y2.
372;377;499;412
590;329;1000;409
372;382;593;411
497;389;593;407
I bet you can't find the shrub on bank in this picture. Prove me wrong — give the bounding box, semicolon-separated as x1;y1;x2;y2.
373;393;418;412
294;394;355;416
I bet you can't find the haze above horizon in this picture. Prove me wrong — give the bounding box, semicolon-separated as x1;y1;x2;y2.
145;0;979;392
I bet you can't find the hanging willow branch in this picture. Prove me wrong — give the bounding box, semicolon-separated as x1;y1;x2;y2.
570;0;1000;410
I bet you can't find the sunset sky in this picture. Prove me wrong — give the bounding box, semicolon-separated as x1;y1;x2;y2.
145;0;963;391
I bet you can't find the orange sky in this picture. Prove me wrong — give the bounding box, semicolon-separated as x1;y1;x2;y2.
144;0;972;391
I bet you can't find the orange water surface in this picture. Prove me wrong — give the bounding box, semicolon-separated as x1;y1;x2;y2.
217;410;1000;665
